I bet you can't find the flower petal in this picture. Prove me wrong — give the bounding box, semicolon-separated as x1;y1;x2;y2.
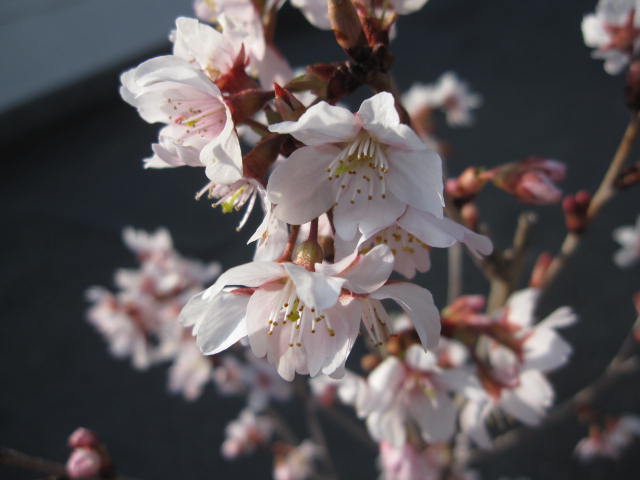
267;145;340;225
203;261;284;300
269;101;358;145
283;263;345;311
370;283;441;350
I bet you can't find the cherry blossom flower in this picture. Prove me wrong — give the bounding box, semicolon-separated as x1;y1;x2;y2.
582;0;640;74
334;206;492;279
378;441;479;480
221;408;274;459
575;415;640;461
458;288;577;447
87;228;220;373
612;214;640;267
403;72;482;127
357;345;460;446
181;244;441;380
273;440;321;480
167;341;213;401
268;92;444;243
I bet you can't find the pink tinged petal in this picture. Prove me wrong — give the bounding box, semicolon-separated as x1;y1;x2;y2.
386;148;444;217
257;45;294;90
268;101;359;145
320;297;362;376
409;390;456;443
245;285;283;358
404;344;437;371
538;306;577;330
334;244;395;294
358;92;427;151
267;145;340;225
370;283;441;351
505;288;539;328
356;193;406;239
201;107;243;184
203;261;284;300
283;263;345;310
180;291;249;355
460;399;493;448
366;409;407;447
523;328;572;373
501;370;553;426
364;356;406;413
67;448;101;479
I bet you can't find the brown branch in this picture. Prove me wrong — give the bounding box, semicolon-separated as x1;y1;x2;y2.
541;113;640;290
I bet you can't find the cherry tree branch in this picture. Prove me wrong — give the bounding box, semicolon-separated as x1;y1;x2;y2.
541;113;640;290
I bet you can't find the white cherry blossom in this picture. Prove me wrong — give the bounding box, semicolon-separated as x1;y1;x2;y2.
268;92;444;242
613;214;640;267
181;244;441;380
582;0;640;74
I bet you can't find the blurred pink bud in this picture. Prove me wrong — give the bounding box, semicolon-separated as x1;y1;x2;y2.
449;295;486;315
446;167;489;202
66;448;101;479
461;202;479;230
562;190;592;233
493;157;566;205
529;252;553;288
68;428;99;449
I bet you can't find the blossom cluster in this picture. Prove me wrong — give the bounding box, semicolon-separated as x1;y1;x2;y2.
76;0;640;478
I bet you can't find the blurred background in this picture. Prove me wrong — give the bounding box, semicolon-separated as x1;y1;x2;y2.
2;0;640;478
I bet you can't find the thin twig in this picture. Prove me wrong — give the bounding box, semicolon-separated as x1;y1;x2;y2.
447;242;463;304
0;447;66;477
542;113;640;290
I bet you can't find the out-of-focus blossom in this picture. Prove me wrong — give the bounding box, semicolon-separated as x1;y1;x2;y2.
491;157;566;205
221;409;274;459
575;415;640;461
168;340;213;401
268;92;444;243
357;345;460;446
87;227;220;400
403;72;482;128
613;214;640;267
65;428;111;479
273;440;321;480
582;0;640;74
458;288;577;447
378;441;479;480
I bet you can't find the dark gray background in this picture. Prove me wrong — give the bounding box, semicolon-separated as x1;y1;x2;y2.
2;1;640;478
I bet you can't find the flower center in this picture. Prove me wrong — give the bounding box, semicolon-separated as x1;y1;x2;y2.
167;97;226;141
266;280;336;349
196;180;258;230
325;133;389;205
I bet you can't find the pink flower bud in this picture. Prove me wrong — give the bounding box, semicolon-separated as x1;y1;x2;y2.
446;167;489;202
562;190;592;233
529;252;553;288
493;157;566;205
66;448;101;479
68;428;99;449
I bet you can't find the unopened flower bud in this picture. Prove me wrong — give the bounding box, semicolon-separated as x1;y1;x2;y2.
66;448;101;479
68;427;99;449
615;162;640;190
562;190;591;233
329;0;367;57
529;252;553;288
292;240;324;271
446;167;489;203
493;157;566;205
227;89;275;124
626;61;640;112
274;83;306;121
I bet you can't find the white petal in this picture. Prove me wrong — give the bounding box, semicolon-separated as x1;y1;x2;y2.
283;263;345;310
506;288;539;328
501;370;553;426
180;291;249;355
269;101;359;145
370;283;441;350
203;261;284;300
404;344;437;371
386;148;444;217
201;107;243;184
267;145;340;225
245;284;282;358
409;390;456;443
460;399;493;448
320;244;394;294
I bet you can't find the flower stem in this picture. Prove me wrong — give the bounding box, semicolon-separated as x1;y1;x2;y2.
541;113;640;291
